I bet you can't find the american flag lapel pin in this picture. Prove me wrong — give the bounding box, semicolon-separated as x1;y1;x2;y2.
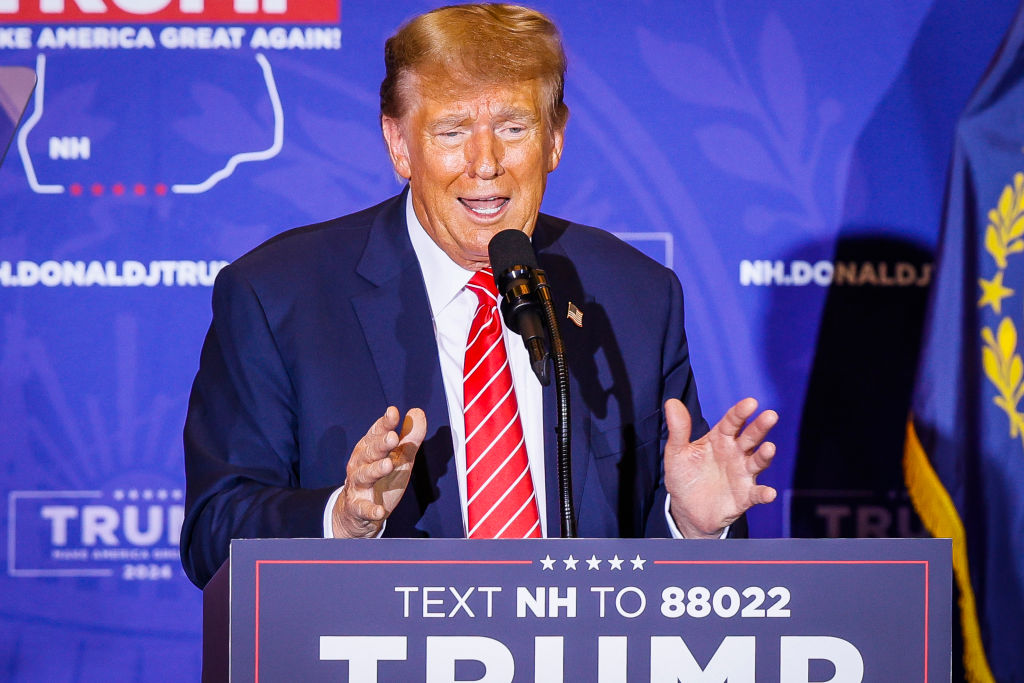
567;301;583;327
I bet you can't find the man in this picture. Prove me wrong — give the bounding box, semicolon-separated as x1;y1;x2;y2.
181;3;778;589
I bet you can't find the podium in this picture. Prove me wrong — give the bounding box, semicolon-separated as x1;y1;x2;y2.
204;538;950;681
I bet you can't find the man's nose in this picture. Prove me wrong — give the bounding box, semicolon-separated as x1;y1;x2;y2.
466;129;504;179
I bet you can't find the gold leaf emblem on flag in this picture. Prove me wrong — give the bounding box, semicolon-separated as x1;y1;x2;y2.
980;172;1024;443
567;301;583;327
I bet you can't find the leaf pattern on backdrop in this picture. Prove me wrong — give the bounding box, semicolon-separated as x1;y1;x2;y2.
251;104;396;217
173;82;271;155
640;4;839;233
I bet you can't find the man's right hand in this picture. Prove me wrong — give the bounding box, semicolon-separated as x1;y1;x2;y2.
332;406;427;538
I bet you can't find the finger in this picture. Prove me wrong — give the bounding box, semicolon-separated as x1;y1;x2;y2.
749;484;777;506
399;407;428;447
358;408;402;463
349;495;387;522
736;409;779;452
717;397;758;438
332;494;383;538
391;408;427;466
347;455;396;489
748;440;776;474
369;406;400;437
663;398;693;454
356;430;398;469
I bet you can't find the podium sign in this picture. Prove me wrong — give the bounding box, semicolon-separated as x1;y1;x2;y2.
222;538;950;681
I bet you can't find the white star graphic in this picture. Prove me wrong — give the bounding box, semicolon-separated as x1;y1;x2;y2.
586;555;602;570
630;554;646;570
608;555;624;570
540;555;556;570
563;555;579;570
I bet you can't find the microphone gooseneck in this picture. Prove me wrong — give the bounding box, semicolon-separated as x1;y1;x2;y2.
487;229;576;538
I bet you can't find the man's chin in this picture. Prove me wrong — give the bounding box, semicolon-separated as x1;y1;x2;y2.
440;216;537;267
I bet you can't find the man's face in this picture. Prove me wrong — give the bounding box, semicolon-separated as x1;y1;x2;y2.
381;76;565;270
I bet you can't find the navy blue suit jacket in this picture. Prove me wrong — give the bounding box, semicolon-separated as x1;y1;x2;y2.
181;191;718;588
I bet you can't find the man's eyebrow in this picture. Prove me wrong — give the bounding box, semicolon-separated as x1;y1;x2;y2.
427;107;539;131
495;106;538;123
428;114;470;131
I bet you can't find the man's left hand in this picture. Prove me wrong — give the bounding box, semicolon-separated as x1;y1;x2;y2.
663;397;778;539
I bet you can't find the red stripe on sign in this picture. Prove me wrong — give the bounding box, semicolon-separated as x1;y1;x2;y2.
1;0;339;24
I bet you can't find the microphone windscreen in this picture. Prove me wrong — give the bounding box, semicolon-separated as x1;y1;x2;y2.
488;230;538;281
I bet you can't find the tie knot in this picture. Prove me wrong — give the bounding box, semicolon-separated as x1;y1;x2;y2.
466;268;499;305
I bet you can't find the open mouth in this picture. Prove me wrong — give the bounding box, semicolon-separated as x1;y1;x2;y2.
458;196;510;216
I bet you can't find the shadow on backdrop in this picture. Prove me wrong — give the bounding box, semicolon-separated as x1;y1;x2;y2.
766;5;1019;680
788;235;931;537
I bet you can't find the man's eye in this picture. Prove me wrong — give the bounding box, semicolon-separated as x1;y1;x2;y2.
505;127;525;135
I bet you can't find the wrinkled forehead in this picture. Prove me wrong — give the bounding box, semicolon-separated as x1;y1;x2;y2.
397;68;559;131
413;74;539;111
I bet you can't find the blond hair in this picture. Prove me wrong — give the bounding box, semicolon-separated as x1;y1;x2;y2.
380;3;569;129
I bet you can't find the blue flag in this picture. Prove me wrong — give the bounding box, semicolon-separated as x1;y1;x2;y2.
905;4;1024;681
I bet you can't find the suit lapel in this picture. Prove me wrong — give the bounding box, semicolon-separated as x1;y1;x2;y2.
347;203;595;539
351;191;463;537
533;217;593;537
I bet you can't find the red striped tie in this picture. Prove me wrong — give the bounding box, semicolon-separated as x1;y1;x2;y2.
464;269;542;539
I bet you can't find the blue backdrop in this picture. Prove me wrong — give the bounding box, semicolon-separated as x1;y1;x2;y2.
1;1;1018;679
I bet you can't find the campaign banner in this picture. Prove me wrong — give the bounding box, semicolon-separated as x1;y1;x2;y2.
0;0;339;24
8;486;183;578
1;2;1017;679
227;538;951;682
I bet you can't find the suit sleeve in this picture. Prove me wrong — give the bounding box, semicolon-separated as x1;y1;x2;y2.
180;264;334;588
643;268;750;539
660;268;708;441
641;268;702;536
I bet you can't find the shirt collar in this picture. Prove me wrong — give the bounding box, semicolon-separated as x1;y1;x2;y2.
405;189;476;319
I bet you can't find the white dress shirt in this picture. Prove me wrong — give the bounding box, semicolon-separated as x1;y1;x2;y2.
323;192;546;536
324;191;710;539
402;192;549;536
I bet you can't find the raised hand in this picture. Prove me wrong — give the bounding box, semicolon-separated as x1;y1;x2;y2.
332;406;427;538
663;397;778;539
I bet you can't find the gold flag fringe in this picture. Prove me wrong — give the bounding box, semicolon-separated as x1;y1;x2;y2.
904;417;994;682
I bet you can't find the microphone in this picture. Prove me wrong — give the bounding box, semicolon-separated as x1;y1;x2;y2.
487;229;550;385
488;228;577;537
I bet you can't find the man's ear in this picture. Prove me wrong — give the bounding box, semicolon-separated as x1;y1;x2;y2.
381;116;412;180
547;120;566;173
